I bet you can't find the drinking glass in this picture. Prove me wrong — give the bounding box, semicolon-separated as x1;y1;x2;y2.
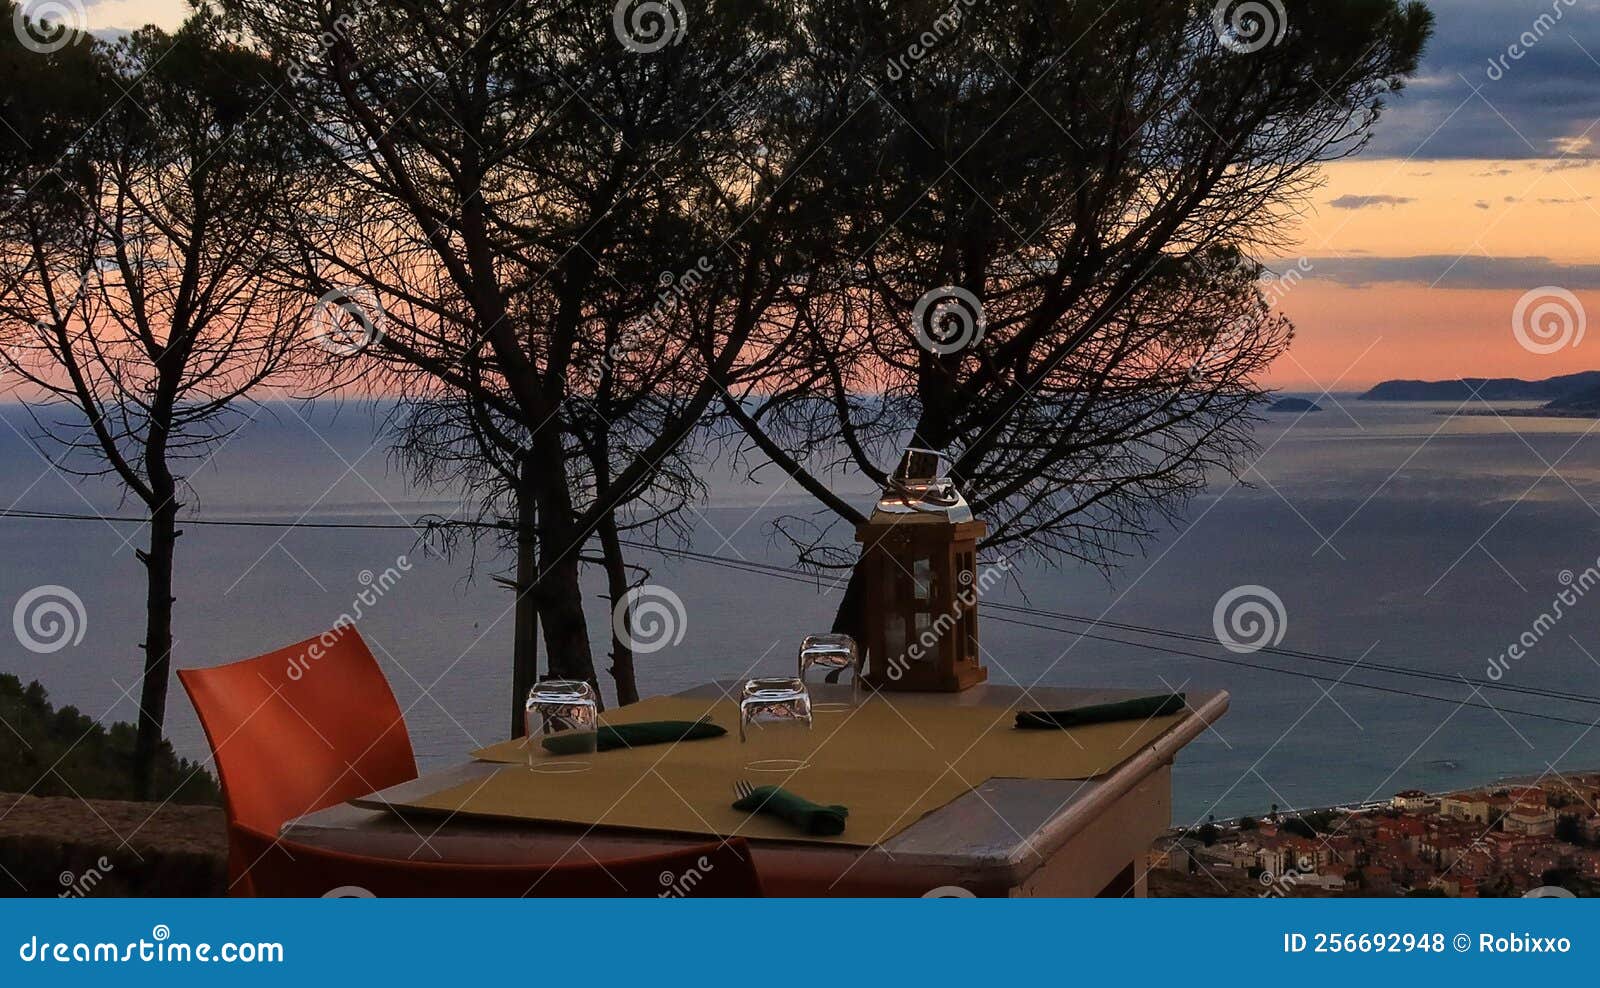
738;677;813;773
525;680;598;773
797;633;862;712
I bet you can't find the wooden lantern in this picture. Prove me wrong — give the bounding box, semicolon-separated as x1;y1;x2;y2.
857;450;988;692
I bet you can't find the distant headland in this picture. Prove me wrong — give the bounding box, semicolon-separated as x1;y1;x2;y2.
1360;372;1600;419
1268;397;1323;413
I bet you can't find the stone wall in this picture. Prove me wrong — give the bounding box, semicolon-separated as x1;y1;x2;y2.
0;793;226;897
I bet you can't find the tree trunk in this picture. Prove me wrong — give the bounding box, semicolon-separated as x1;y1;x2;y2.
830;557;869;642
133;498;179;801
826;557;870;683
528;431;599;700
510;456;540;737
597;512;639;706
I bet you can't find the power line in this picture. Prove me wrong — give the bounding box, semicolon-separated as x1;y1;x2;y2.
981;601;1600;708
0;508;477;530
611;537;1600;710
985;611;1600;730
3;506;1598;727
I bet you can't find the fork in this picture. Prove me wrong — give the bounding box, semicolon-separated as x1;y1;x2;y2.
733;779;755;800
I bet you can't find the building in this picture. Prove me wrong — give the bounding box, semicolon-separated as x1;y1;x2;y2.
1324;835;1361;867
1364;863;1393;890
1254;837;1289;878
1376;815;1425;853
1439;792;1493;824
1419;831;1471;869
1301;872;1348;891
1391;789;1434;812
1504;802;1556;837
1282;836;1327;872
1148;838;1202;873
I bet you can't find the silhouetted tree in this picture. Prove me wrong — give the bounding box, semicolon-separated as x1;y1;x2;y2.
0;10;305;796
222;0;851;714
721;0;1432;638
1282;816;1317;839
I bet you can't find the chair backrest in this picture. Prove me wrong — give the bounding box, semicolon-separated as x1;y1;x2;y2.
178;625;417;893
231;824;764;898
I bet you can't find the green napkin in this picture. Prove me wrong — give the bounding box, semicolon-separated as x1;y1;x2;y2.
732;785;849;836
540;719;726;755
1015;693;1187;730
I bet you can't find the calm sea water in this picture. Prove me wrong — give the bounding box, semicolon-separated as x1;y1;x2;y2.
2;397;1599;822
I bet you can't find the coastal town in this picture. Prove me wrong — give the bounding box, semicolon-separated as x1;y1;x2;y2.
1150;776;1600;897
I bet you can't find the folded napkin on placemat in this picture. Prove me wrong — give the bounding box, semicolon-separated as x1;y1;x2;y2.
732;785;849;836
542;719;726;755
1015;693;1187;730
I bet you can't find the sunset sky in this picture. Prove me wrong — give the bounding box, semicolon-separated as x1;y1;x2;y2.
78;0;1600;391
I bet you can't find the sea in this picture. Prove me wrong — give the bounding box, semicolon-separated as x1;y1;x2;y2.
3;396;1599;823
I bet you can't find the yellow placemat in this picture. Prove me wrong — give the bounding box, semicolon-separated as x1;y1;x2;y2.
472;694;737;765
474;693;1183;784
395;762;972;848
386;693;1186;846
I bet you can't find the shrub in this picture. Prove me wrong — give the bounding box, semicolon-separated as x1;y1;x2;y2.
0;675;218;804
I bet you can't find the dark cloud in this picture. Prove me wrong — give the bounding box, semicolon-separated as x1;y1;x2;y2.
1327;194;1416;209
1364;0;1600;159
1273;254;1600;289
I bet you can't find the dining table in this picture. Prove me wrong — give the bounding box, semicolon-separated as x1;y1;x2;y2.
282;681;1228;897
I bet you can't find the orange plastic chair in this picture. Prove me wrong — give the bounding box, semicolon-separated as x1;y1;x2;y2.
178;625;417;895
231;824;765;897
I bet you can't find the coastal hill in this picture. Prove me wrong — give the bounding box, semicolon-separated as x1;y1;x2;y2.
1543;386;1600;413
1268;397;1322;412
1360;371;1600;402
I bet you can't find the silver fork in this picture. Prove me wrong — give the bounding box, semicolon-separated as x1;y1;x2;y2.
733;779;755;800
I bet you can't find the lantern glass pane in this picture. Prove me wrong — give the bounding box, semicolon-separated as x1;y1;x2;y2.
913;556;932;601
885;613;906;660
